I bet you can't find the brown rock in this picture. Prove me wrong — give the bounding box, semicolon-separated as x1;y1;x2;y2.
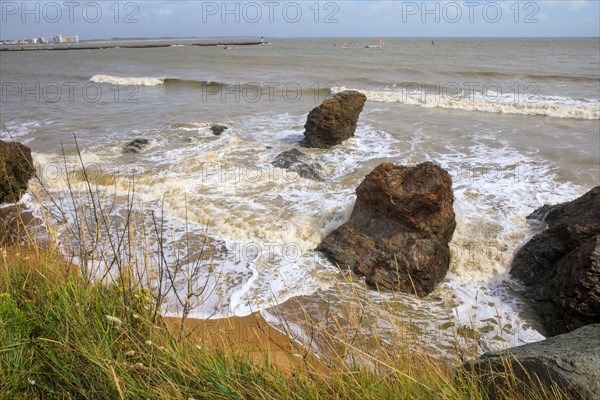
302;90;367;149
318;162;456;296
0;140;35;204
510;187;600;336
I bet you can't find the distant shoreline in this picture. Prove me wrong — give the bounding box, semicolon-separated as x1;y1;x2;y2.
0;39;265;52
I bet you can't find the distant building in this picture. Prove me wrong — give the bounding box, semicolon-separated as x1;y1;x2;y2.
1;34;79;45
61;35;79;43
52;35;79;43
37;35;79;44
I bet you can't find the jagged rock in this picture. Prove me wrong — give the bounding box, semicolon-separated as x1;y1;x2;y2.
302;90;367;149
510;187;600;336
210;125;228;135
468;324;600;400
123;139;149;154
318;162;456;296
0;140;35;204
272;149;324;181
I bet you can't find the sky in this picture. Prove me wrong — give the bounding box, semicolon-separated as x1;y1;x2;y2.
1;0;599;40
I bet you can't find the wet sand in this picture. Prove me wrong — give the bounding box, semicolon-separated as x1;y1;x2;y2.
163;313;328;375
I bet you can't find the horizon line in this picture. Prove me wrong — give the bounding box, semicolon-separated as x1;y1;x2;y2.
3;35;598;41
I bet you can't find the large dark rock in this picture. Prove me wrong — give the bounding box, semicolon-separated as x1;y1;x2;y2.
510;187;600;336
272;149;324;182
318;162;456;296
123;138;149;154
468;324;600;400
302;90;367;149
210;125;228;136
0;140;35;204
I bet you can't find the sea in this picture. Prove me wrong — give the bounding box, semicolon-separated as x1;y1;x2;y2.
1;38;599;356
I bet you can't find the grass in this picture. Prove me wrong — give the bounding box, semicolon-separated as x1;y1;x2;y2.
0;248;450;399
0;140;569;399
1;248;310;399
0;235;569;400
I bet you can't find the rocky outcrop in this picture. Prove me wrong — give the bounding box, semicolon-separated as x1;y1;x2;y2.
302;90;367;149
0;140;35;204
210;125;228;136
468;324;600;400
510;187;600;336
318;162;456;296
123;139;149;154
272;149;324;181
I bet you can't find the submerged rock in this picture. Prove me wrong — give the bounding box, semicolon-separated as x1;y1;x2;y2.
468;324;600;400
318;162;456;296
271;149;324;182
510;186;600;336
302;90;367;149
123;138;149;154
0;140;35;204
210;125;228;136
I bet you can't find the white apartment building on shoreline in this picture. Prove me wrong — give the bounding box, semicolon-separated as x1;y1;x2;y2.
2;35;79;45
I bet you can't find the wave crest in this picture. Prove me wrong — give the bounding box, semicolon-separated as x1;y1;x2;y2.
90;74;164;86
332;86;600;120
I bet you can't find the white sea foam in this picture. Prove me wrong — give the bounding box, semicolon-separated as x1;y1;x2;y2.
432;132;588;349
90;74;165;86
29;110;593;352
0;120;43;143
331;86;600;120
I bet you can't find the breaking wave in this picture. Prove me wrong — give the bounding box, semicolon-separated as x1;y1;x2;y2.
331;86;600;120
89;75;228;88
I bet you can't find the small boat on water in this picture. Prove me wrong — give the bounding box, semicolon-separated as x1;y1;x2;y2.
365;38;385;49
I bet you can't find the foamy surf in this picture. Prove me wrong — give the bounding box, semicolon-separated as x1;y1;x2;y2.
21;105;596;354
434;133;588;350
0;120;44;143
331;86;600;120
90;74;165;86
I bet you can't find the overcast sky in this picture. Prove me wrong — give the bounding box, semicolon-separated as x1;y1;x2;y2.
1;1;599;40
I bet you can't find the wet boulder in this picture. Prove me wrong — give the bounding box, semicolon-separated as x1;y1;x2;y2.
0;140;35;204
318;162;456;296
510;186;600;336
210;125;228;136
302;90;367;149
271;149;324;182
123;138;149;154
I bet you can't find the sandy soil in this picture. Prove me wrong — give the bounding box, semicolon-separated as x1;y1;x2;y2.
163;313;328;375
